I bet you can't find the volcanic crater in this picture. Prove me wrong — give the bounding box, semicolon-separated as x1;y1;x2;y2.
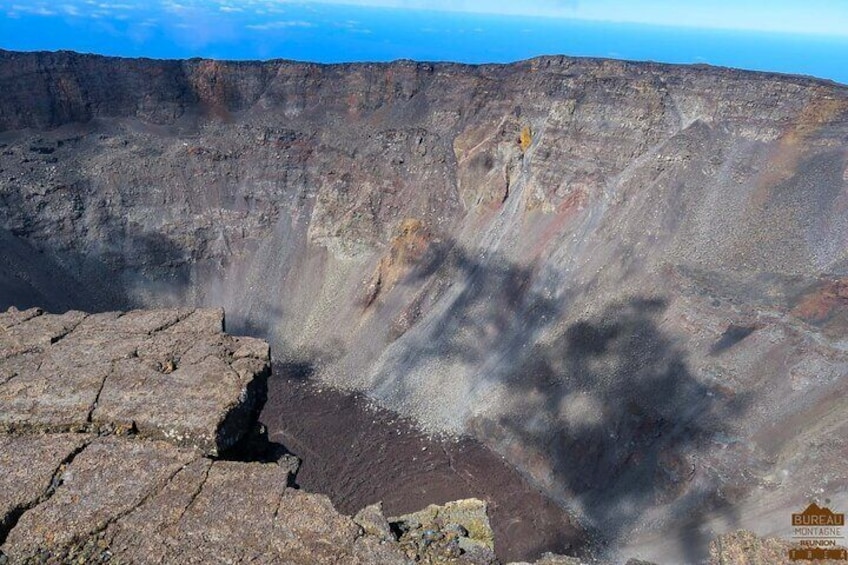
1;50;847;563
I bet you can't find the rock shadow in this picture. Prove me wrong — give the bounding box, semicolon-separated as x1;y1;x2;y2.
495;299;747;549
219;421;294;471
0;225;194;314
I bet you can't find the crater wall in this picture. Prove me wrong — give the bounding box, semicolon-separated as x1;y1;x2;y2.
1;50;847;562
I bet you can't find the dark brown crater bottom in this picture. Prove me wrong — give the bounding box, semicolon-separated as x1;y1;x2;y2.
258;363;591;563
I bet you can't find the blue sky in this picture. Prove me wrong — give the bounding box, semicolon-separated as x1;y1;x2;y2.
1;1;847;84
250;0;848;36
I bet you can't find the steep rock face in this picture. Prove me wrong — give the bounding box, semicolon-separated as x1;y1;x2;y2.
0;51;847;562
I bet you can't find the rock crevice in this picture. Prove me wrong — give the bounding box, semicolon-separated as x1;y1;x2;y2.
0;435;92;547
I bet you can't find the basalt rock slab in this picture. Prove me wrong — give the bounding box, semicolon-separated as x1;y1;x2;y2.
0;307;269;455
100;459;375;564
0;433;497;563
0;437;197;561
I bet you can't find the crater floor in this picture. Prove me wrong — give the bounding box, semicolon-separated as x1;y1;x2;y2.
262;364;590;562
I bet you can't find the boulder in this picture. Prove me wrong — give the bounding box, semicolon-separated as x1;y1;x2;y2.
391;498;498;564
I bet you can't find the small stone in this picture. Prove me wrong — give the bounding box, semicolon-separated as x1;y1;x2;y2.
353;502;395;541
444;523;469;537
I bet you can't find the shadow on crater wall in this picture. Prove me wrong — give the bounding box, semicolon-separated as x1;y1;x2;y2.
0;225;193;315
383;239;750;560
496;298;748;557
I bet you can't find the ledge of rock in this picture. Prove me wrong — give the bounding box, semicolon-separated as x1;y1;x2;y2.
0;306;269;456
0;306;505;564
0;433;499;563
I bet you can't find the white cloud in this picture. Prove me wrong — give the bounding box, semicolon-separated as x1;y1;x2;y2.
246;19;314;31
5;0;845;39
9;3;58;16
162;1;189;13
241;0;848;37
4;0;141;21
250;0;580;18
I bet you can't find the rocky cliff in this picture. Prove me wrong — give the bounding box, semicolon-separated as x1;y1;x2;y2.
0;50;846;562
0;306;503;564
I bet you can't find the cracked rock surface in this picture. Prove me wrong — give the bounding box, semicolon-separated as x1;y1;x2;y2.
0;433;91;540
0;435;502;564
0;306;268;455
0;306;506;564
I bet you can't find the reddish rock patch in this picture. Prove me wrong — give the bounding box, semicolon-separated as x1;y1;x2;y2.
791;277;848;327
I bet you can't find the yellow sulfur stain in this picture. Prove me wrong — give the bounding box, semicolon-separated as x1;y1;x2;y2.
519;125;533;152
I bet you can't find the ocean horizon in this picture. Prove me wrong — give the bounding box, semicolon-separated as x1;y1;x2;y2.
2;3;847;85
